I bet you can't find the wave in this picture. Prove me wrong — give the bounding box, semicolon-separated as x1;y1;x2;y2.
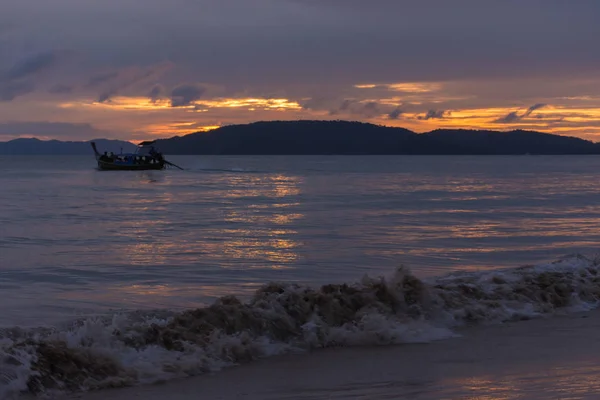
2;254;600;399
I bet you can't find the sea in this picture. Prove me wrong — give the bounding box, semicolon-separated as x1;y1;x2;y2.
2;154;600;398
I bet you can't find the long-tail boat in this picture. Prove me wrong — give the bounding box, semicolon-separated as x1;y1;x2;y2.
90;140;183;171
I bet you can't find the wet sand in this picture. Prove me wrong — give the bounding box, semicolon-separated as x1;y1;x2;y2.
66;309;600;400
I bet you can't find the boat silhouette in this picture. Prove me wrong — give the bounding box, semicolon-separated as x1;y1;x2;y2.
90;140;183;170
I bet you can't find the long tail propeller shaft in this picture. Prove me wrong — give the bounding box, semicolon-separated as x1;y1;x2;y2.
165;160;184;170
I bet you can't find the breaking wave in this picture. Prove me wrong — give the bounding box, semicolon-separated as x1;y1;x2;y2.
3;254;600;399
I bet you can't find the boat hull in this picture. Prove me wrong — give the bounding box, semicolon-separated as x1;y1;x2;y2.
96;160;165;171
91;141;176;171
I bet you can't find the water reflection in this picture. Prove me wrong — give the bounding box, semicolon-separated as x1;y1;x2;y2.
138;170;165;184
443;363;600;399
110;172;304;278
225;175;301;198
219;174;304;269
455;377;519;399
90;169;168;186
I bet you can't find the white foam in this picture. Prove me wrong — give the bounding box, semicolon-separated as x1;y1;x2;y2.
3;254;600;399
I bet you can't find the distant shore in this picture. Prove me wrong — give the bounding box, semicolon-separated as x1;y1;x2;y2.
3;120;600;155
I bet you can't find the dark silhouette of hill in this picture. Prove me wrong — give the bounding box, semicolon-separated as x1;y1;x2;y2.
155;120;418;155
420;129;599;155
1;120;599;155
0;138;136;155
154;120;600;155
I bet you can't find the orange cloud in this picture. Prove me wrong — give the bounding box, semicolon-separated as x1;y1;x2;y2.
355;82;443;93
6;75;600;143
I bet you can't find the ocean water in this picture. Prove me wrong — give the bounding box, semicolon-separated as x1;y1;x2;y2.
2;155;600;398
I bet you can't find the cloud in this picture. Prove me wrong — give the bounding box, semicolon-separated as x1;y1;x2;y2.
417;109;449;120
148;84;163;103
494;103;547;123
4;51;59;82
523;103;547;116
0;81;35;101
1;1;600;141
388;107;403;120
0;50;73;100
84;64;172;103
170;84;206;107
328;99;382;117
97;89;117;103
339;99;354;111
2;0;598;90
0;121;115;139
48;84;73;94
495;111;520;124
362;101;379;116
86;71;119;87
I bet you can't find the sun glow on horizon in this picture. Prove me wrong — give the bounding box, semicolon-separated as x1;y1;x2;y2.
59;96;302;112
141;122;221;136
197;98;302;111
47;90;600;142
374;104;600;139
355;82;443;93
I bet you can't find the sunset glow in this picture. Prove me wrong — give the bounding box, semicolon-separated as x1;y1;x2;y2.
355;82;443;93
9;90;600;141
1;1;600;142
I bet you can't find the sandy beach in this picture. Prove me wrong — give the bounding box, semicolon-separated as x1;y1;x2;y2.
64;309;600;400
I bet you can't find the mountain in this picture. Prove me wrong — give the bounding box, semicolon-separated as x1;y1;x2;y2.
153;120;600;155
0;138;136;155
419;129;600;155
155;120;418;155
1;120;599;155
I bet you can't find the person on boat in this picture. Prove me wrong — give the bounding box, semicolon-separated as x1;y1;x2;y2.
149;147;164;162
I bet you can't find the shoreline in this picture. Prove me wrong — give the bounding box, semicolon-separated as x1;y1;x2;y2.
8;254;600;399
58;309;600;400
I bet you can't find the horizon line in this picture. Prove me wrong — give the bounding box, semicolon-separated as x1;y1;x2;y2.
0;119;589;144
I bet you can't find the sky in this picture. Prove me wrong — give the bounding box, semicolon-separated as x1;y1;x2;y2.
1;0;600;142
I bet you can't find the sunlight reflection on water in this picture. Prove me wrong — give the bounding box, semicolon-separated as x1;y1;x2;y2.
2;155;600;324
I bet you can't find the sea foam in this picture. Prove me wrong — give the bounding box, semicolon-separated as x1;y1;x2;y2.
2;254;600;399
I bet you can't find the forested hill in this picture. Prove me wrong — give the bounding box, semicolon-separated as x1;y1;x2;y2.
153;120;600;155
1;120;598;155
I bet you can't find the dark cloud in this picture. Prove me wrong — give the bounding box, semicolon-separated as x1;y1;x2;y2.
116;66;169;92
0;81;35;101
495;111;520;124
417;110;449;120
300;97;332;110
329;99;381;117
48;84;73;94
388;107;403;120
362;101;379;116
4;51;58;81
0;0;599;141
0;121;114;139
148;84;163;103
339;99;354;111
524;103;547;116
2;0;598;89
495;103;547;123
86;71;119;87
170;84;206;107
86;65;171;102
0;50;72;100
97;89;116;103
